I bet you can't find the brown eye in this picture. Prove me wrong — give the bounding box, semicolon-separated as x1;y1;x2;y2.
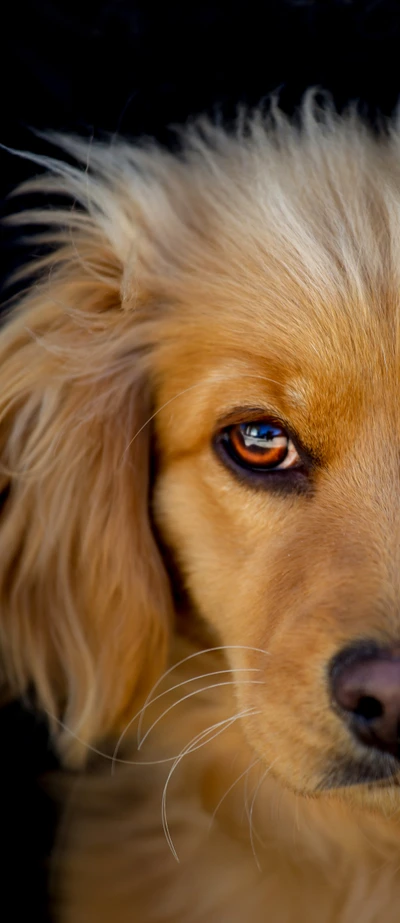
221;421;300;471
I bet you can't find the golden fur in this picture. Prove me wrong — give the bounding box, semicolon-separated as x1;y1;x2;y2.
3;97;400;919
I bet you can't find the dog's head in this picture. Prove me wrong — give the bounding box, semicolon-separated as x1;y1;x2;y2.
2;101;400;807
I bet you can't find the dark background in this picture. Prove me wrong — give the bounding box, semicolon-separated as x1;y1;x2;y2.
1;1;400;919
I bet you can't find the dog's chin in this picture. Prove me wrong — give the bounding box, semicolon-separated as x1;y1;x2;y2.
269;746;400;805
319;751;400;790
313;750;400;812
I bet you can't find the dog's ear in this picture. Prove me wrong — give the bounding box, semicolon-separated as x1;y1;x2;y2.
0;146;173;765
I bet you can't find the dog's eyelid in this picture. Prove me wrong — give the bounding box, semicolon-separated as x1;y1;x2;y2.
214;406;282;430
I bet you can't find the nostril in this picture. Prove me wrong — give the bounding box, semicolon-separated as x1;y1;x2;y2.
352;695;383;721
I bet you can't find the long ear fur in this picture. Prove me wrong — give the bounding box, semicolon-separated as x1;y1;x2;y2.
0;141;175;765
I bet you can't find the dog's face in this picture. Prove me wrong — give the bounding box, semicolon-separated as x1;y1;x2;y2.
150;260;400;803
3;102;400;807
137;110;400;805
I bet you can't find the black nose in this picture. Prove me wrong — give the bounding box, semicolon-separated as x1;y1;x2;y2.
331;644;400;758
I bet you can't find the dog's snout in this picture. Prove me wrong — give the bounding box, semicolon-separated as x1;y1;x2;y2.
331;645;400;758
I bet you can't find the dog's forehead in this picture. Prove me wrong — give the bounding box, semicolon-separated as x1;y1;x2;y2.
155;278;396;393
149;128;400;460
153;316;394;470
153;289;400;468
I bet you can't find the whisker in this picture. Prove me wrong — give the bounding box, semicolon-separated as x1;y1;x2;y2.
46;712;184;768
138;679;266;752
161;708;261;862
122;382;213;459
46;711;255;773
122;370;282;460
243;764;267;846
134;667;260;743
208;758;261;831
242;762;268;851
134;644;270;749
243;757;254;826
248;760;278;871
48;644;268;771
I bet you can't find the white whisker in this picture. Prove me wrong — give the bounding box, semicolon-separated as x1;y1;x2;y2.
138;679;265;751
122;371;281;460
243;757;253;825
134;667;260;744
209;758;261;831
248;760;277;871
47;711;256;773
45;712;187;768
48;643;269;773
134;644;270;748
161;708;260;862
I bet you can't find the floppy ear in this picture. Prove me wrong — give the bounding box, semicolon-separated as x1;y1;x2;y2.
0;148;173;766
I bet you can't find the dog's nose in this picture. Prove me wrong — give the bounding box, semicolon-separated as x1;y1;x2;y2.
331;645;400;758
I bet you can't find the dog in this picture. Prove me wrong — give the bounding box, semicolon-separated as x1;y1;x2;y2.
2;96;400;921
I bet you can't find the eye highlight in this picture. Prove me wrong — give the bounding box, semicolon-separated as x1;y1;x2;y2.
227;421;299;470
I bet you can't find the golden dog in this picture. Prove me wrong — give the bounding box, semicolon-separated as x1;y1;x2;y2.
2;97;400;920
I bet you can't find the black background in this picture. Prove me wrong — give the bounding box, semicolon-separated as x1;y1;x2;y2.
1;1;400;919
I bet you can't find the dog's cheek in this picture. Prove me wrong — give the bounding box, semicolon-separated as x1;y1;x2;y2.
152;459;285;641
153;467;381;796
152;465;335;792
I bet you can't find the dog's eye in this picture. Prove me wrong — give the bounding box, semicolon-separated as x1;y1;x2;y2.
218;421;300;471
